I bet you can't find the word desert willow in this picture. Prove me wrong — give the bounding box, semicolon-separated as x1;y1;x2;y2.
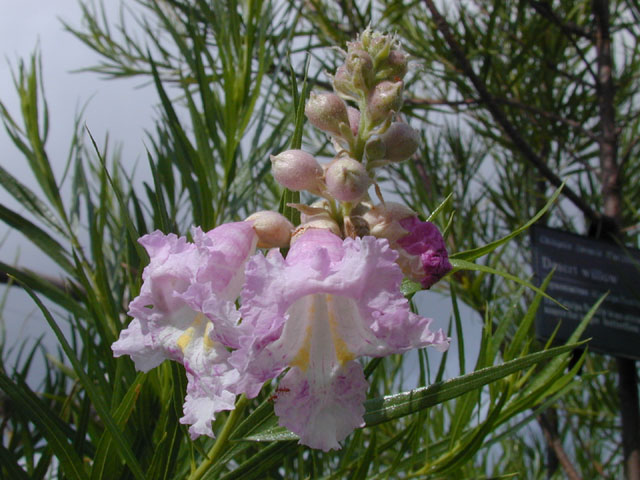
113;29;451;451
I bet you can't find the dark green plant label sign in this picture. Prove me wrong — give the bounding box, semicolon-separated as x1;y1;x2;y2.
531;225;640;359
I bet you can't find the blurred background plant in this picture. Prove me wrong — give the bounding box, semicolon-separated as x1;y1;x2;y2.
0;0;638;478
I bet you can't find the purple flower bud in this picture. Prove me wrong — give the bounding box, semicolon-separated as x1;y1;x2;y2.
363;202;451;288
270;150;324;194
386;50;409;79
397;217;452;289
380;122;420;162
367;81;403;125
305;92;350;137
325;157;370;203
246;211;294;248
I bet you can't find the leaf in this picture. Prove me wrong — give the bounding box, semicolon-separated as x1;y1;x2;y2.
90;373;145;480
0;372;88;480
242;342;584;442
450;258;565;308
450;183;563;262
15;280;146;480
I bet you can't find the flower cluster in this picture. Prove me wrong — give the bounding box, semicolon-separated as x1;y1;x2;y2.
113;29;452;452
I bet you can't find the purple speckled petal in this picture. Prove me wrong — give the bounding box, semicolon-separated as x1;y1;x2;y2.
231;229;449;448
274;361;368;451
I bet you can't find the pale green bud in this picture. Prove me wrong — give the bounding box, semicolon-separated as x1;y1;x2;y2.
364;136;386;161
333;65;356;99
367;81;403;125
345;49;375;92
377;49;409;81
347;107;360;137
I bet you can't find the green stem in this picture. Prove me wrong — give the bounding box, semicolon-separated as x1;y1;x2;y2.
187;395;250;480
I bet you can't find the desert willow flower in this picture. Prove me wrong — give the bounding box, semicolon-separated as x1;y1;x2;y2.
113;28;451;451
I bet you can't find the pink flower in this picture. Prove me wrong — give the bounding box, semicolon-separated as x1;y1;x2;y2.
364;203;452;289
112;222;257;438
230;229;449;451
397;217;452;289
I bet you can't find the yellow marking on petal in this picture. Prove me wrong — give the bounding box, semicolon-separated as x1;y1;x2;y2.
177;327;195;353
289;324;312;372
326;294;355;365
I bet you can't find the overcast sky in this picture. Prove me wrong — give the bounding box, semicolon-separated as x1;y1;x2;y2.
1;1;157;268
0;1;157;369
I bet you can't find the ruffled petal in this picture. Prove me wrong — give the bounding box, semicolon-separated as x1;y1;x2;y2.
111;318;165;372
181;366;239;439
274;361;368;451
113;223;258;438
193;222;258;300
233;229;449;448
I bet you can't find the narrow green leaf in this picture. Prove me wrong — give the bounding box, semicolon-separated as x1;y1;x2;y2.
90;373;145;480
243;342;584;442
450;183;563;262
0;443;30;480
216;441;296;480
362;341;585;427
504;269;555;361
15;280;146;480
0;372;88;480
450;258;565;308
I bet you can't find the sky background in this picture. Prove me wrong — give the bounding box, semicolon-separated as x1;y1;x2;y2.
0;1;157;371
0;1;477;382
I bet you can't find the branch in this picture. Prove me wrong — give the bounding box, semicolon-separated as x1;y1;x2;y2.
528;0;595;40
422;0;600;224
406;95;600;141
538;412;583;480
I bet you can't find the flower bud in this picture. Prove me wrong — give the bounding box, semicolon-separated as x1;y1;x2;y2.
345;49;375;92
333;65;356;99
246;211;294;248
367;81;403;125
397;217;452;289
363;202;416;242
291;217;342;243
325;157;370;203
377;49;409;81
347;107;360;137
364;136;386;161
360;28;390;60
305;92;350;137
385;50;408;79
363;202;451;288
380;122;419;162
270;150;324;194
